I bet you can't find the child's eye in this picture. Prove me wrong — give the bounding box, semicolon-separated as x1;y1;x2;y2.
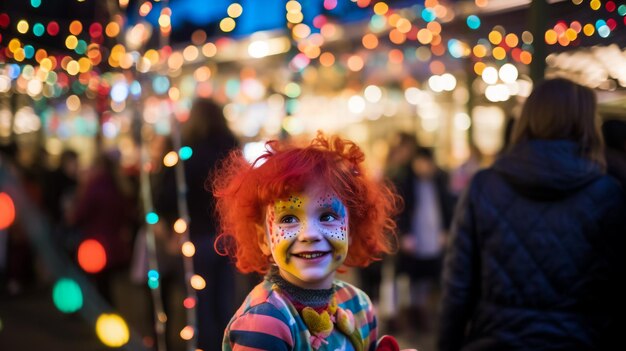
320;213;338;222
280;215;299;224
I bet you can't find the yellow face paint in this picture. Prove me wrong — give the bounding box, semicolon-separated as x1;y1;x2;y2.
265;182;349;289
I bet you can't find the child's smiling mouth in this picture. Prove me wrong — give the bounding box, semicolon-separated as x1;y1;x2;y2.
291;251;331;259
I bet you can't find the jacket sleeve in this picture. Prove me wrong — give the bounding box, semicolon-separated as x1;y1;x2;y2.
437;182;480;351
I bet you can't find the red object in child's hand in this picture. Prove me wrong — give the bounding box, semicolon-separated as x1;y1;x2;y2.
376;335;400;351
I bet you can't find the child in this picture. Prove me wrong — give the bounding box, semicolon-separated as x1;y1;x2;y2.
213;132;400;351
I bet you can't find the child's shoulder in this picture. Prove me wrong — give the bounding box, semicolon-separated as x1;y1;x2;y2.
234;279;296;321
226;281;297;349
333;279;372;307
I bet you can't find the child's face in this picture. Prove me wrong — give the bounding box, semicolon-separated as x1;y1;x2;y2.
262;181;349;289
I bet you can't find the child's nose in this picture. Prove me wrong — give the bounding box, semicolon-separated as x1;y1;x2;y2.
297;221;322;242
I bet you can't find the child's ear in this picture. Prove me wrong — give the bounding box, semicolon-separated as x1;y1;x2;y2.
256;224;271;256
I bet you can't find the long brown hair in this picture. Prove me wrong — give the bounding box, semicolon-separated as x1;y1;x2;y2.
510;78;605;168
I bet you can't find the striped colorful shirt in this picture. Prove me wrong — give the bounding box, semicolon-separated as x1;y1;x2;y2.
222;278;377;351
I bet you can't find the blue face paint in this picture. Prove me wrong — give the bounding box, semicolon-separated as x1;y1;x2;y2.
331;197;346;218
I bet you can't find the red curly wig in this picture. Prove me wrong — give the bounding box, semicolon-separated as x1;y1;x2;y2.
212;132;400;274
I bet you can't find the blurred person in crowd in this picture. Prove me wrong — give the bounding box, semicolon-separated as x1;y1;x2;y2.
15;145;47;207
395;146;455;331
1;144;47;294
438;78;626;350
154;98;240;350
358;132;417;306
68;150;136;302
602;119;626;189
450;143;484;196
42;149;79;254
385;132;419;186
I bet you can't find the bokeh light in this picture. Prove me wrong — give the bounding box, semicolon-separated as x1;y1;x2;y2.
69;20;83;35
17;20;29;34
489;30;502;45
467;15;481;30
347;95;365;114
362;33;378;49
481;66;499;84
364;85;382;103
33;23;45;36
173;218;187;234
474;61;486;75
183;297;196;309
179;146;193;160
519;51;532;64
182;241;196;257
77;239;107;273
95;314;129;347
220;17;236;32
105;22;120;37
152;76;170;95
505;33;519;47
52;278;83;313
319;52;335;66
180;325;194;340
0;192;16;229
373;2;388;15
146;212;159;225
499;63;519;83
227;3;243;18
163;151;179;167
148;269;159;289
190;274;206;290
284;82;301;98
347;55;364;71
492;47;506;60
139;2;152;16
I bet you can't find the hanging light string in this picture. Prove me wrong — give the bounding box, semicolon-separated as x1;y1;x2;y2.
139;137;168;351
168;110;199;350
131;1;171;349
134;0;171;337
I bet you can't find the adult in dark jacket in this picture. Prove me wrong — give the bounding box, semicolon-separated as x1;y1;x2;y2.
155;98;240;350
437;78;626;351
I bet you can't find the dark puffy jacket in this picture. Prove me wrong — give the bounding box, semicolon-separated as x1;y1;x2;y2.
438;140;626;351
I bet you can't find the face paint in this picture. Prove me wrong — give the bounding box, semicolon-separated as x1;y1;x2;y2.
264;182;349;289
266;195;304;247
